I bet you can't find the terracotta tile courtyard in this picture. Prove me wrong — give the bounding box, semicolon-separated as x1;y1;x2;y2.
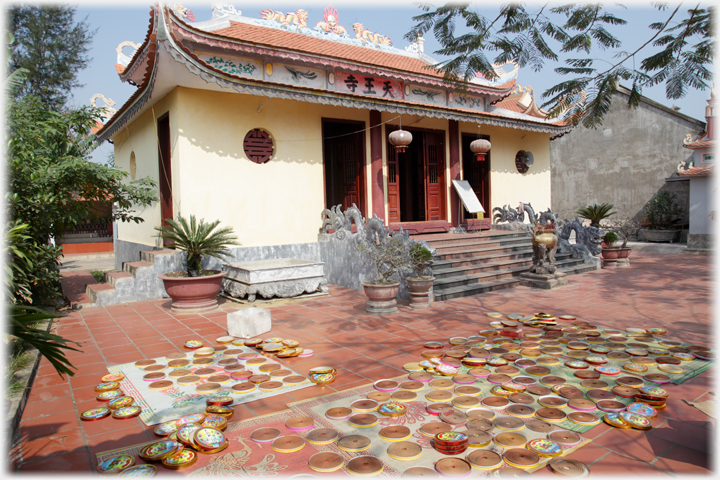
10;251;714;475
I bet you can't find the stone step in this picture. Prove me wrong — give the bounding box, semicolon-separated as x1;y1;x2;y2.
432;237;532;255
433;252;579;278
123;261;154;276
435;241;533;261
105;271;133;288
432;249;534;269
433;277;520;302
419;231;531;249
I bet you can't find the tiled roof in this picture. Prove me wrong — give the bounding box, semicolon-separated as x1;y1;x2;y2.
683;140;715;149
212;21;509;88
493;95;525;113
677;166;713;177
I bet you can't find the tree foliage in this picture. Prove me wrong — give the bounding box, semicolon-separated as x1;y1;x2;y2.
406;3;714;128
7;95;158;303
8;4;95;110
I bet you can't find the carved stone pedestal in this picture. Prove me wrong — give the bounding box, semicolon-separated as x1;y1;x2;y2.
409;291;431;309
519;271;568;289
602;258;630;268
223;259;328;302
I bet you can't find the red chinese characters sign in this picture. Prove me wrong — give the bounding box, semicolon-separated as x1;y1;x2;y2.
335;72;404;100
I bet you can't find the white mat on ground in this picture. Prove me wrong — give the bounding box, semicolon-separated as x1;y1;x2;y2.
107;347;311;426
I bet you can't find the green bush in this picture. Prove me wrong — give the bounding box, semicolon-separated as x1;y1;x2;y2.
645;191;683;230
603;231;618;246
409;243;433;277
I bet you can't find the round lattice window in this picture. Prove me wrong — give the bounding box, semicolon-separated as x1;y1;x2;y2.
515;150;529;174
243;129;274;164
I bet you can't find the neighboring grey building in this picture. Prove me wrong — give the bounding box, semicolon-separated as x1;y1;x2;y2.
676;87;716;252
550;85;706;223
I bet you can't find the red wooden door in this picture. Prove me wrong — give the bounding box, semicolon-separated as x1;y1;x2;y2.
342;140;359;209
387;142;400;223
424;132;445;221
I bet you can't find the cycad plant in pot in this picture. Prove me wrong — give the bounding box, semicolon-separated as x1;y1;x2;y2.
576;203;616;227
406;243;435;309
155;215;240;314
357;229;412;315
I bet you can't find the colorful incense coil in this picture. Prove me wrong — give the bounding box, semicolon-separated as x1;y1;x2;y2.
81;407;111;421
97;454;135;474
117;464;157;476
111;406;142;419
97;389;124;401
139;440;182;462
162;449;198;470
527;438;563;457
378;402;407;417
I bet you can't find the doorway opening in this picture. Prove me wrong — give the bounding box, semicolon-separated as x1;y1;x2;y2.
387;127;446;225
322;119;366;215
157;113;173;246
461;133;491;223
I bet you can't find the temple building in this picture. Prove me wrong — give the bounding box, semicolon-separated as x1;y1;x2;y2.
95;4;574;266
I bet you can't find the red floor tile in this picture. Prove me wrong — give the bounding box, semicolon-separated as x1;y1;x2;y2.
651;444;712;474
648;419;711;453
19;411;82;440
592;427;674;462
26;384;72;403
19;448;92;472
18;427;86;462
578;453;671;475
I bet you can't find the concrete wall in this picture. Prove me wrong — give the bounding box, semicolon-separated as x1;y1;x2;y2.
550;91;705;222
687;176;714;250
459;121;552;215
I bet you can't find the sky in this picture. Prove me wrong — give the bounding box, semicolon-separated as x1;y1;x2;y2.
68;1;715;163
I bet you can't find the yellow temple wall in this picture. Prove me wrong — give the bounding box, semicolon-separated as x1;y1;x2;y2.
459;121;552;215
113;90;179;247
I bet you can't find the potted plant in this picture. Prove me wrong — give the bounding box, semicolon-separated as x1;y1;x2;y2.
641;191;683;242
604;218;640;258
576;203;616;227
155;215;240;314
600;232;620;259
357;230;412;315
405;243;435;309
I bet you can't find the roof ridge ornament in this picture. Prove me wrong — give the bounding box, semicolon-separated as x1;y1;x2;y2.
315;4;348;36
260;8;309;29
212;3;241;18
116;41;141;67
90;94;118;120
352;23;392;46
171;3;195;21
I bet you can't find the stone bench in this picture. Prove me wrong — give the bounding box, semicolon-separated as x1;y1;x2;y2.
222;258;327;302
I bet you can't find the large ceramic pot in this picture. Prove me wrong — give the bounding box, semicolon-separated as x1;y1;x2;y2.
617;247;632;259
640;229;678;243
159;270;226;314
362;281;400;315
406;276;435;310
601;248;620;259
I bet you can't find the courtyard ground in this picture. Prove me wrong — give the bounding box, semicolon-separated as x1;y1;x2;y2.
10;251;714;475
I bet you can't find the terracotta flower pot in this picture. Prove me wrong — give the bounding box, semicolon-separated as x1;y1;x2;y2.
362;281;400;315
617;247;632;259
159;270;226;314
601;248;620;259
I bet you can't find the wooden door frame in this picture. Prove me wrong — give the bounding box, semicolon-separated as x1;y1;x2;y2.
461;132;492;230
321;118;367;217
386;125;450;233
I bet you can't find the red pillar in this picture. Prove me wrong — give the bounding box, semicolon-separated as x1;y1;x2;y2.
449;119;461;227
369;110;385;222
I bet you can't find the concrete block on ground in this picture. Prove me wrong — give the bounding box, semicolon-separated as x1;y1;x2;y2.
227;307;272;339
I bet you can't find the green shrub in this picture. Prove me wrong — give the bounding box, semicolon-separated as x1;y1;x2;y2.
645;191;683;230
603;231;618;246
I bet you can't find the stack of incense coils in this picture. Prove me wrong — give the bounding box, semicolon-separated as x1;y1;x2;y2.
308;366;336;385
433;431;469;455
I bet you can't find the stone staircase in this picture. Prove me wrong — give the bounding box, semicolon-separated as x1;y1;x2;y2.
416;230;597;302
84;249;183;307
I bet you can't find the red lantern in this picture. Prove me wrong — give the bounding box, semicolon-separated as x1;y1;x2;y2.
389;129;413;153
470;139;491;161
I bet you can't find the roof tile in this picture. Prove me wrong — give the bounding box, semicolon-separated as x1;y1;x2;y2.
677;166;713;177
